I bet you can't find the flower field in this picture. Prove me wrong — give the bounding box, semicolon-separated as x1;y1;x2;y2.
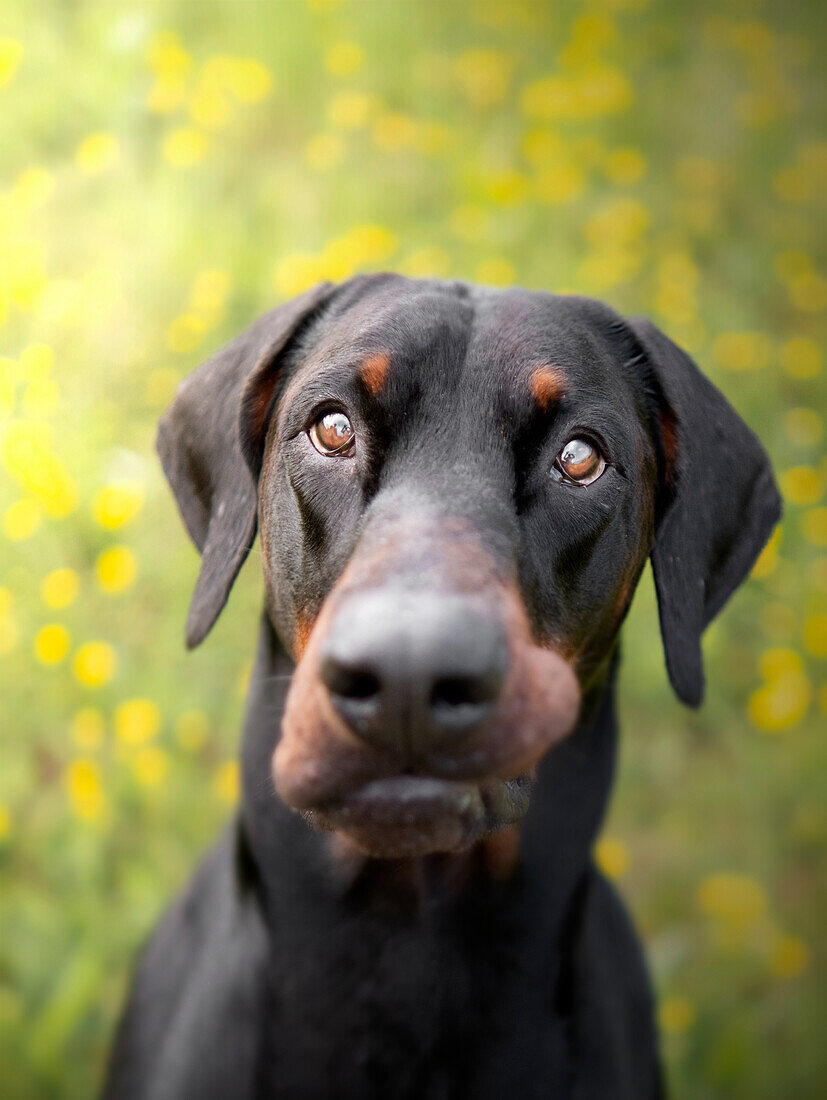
0;1;824;1096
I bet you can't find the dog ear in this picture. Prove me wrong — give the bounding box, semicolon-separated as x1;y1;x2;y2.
157;282;334;648
627;318;781;707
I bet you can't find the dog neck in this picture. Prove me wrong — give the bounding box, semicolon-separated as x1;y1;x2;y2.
239;613;619;932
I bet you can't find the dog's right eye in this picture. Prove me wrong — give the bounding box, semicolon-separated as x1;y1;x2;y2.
309;411;356;457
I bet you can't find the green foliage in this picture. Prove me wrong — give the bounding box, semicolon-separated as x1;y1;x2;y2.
0;1;824;1096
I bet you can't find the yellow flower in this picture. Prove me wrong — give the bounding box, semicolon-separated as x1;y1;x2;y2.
484;170;528;206
751;526;781;579
212;760;240;804
801;506;827;546
207;56;273;103
96;546;138;594
780;337;821;379
189;268;231;317
41;568;79;609
0;37;23;87
696;872;766;929
272;252;326;298
166;313;207;353
176;709;209;751
783;407;822;446
144;34;192;112
803;614;827;658
371;113;418;151
75;133;120;174
0;421;77;518
324;41;364;77
521;66;633;120
92;482;144;529
521;128;565;166
768;933;809;979
533;162;585;204
65;758;107;822
34;624;70;665
73;641;116;688
749;647;811;732
3;498;40;540
71;707;105;751
604;147;646;185
146;31;192;79
475;258;516;287
319;225;398;280
658;996;696;1035
0;804;10;840
131;746;169;789
594;836;629;880
162;127;208;168
712;331;772;371
781;466;822;506
115;698;161;746
327;91;376;130
584;198;649;247
774;249;812;283
789;272;827;313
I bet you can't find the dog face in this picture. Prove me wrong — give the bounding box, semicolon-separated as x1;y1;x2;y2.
159;275;780;858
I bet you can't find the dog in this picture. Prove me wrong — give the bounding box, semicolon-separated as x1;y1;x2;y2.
103;274;780;1099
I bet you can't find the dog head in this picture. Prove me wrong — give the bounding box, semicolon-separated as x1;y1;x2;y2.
159;275;780;858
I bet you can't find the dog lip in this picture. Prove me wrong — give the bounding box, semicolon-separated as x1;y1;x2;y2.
300;774;532;858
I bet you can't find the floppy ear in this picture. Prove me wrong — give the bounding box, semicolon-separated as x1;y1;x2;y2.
157;282;334;648
627;318;781;707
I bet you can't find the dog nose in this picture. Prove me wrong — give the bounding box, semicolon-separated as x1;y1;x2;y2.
319;590;507;761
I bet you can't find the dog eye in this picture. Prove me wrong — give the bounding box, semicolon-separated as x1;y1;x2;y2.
309;411;356;457
553;438;606;486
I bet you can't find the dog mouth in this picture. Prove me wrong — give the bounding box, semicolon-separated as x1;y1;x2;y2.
301;774;532;859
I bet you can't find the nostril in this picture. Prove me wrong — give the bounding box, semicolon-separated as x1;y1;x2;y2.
320;656;381;702
339;669;381;701
429;670;501;719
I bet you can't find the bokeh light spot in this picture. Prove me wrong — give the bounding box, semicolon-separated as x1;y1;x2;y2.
73;641;116;688
115;698;161;746
34;623;70;665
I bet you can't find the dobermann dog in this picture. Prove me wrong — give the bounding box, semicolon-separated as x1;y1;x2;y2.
104;275;780;1099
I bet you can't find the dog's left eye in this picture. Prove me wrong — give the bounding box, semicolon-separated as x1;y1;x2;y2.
309;411;356;457
552;438;606;485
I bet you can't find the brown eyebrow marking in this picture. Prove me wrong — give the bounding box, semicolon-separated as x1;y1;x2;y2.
358;350;391;396
530;365;566;410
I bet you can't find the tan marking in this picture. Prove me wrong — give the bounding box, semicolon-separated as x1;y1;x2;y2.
293;609;317;659
358;350;391;396
482;824;522;881
530;365;566;410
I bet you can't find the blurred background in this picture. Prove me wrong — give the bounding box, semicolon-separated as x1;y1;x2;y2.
0;1;824;1096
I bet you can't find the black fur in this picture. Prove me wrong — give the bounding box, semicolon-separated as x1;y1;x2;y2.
105;276;780;1099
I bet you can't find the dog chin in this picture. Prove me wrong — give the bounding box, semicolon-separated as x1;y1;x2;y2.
300;774;532;859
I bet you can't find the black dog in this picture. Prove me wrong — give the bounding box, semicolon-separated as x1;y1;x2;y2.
104;275;779;1099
